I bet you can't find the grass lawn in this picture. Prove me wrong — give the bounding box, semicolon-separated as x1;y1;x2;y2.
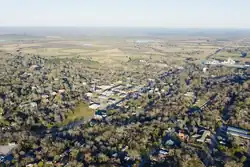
57;102;95;127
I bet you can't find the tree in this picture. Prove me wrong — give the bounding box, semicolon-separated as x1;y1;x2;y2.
224;160;243;167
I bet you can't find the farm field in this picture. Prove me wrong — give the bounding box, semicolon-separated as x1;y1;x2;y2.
0;35;229;66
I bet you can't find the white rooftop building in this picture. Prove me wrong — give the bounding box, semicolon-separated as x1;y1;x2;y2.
221;58;235;65
86;93;93;97
98;85;113;91
203;67;208;73
102;91;113;97
89;103;100;110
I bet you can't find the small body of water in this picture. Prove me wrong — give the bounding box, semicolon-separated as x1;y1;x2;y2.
82;43;92;46
135;40;154;43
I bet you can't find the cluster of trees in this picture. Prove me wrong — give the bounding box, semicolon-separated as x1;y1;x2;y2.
1;51;250;166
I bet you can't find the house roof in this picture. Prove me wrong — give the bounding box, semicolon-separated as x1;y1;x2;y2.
227;131;250;139
227;126;249;135
89;103;100;110
0;145;16;155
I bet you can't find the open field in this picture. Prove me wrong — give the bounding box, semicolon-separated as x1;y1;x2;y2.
0;32;250;67
56;102;95;127
212;50;250;62
0;36;225;65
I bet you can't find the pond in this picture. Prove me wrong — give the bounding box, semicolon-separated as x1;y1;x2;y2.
82;43;92;46
135;40;154;43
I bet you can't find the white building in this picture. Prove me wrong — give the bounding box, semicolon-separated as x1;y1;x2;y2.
203;67;208;73
221;58;235;65
206;59;220;65
89;103;100;110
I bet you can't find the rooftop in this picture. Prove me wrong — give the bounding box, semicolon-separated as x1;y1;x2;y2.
0;144;17;155
227;126;249;135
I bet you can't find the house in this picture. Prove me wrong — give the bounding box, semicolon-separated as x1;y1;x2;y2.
30;64;41;70
58;89;65;94
95;110;107;118
191;134;201;139
203;67;208;73
197;130;211;143
46;161;53;165
41;94;49;99
159;149;168;155
92;114;103;121
124;156;131;161
89;103;100;110
205;59;220;65
31;86;36;90
0;143;17;157
101;91;113;97
86;92;93;97
51;92;57;96
0;155;4;162
165;139;175;146
150;149;169;161
122;146;128;152
184;92;194;97
98;85;113;91
30;102;37;108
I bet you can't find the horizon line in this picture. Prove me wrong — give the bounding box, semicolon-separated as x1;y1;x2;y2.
0;26;250;29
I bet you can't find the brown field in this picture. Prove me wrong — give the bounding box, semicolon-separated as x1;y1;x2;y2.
1;35;249;66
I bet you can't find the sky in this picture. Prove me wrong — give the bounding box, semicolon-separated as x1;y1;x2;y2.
0;0;250;28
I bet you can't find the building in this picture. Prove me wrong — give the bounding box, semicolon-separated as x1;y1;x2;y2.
165;139;175;146
227;131;250;140
101;91;114;97
205;59;220;65
203;67;208;73
159;149;169;155
184;92;194;97
221;58;235;65
89;103;100;110
197;130;211;143
0;143;17;157
205;58;235;65
227;126;249;135
227;126;250;139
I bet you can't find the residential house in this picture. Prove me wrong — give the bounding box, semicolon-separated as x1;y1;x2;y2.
197;130;211;143
159;149;169;156
93;114;103;121
89;103;100;110
203;67;208;73
184;92;194;97
58;89;65;94
0;143;17;155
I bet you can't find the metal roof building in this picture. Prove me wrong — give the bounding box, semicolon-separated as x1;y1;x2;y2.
227;126;249;135
227;131;250;140
227;126;250;139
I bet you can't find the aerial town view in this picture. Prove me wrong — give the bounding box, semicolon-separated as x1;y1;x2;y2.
1;1;250;167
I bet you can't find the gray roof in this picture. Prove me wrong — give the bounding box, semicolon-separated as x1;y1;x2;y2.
0;145;16;155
